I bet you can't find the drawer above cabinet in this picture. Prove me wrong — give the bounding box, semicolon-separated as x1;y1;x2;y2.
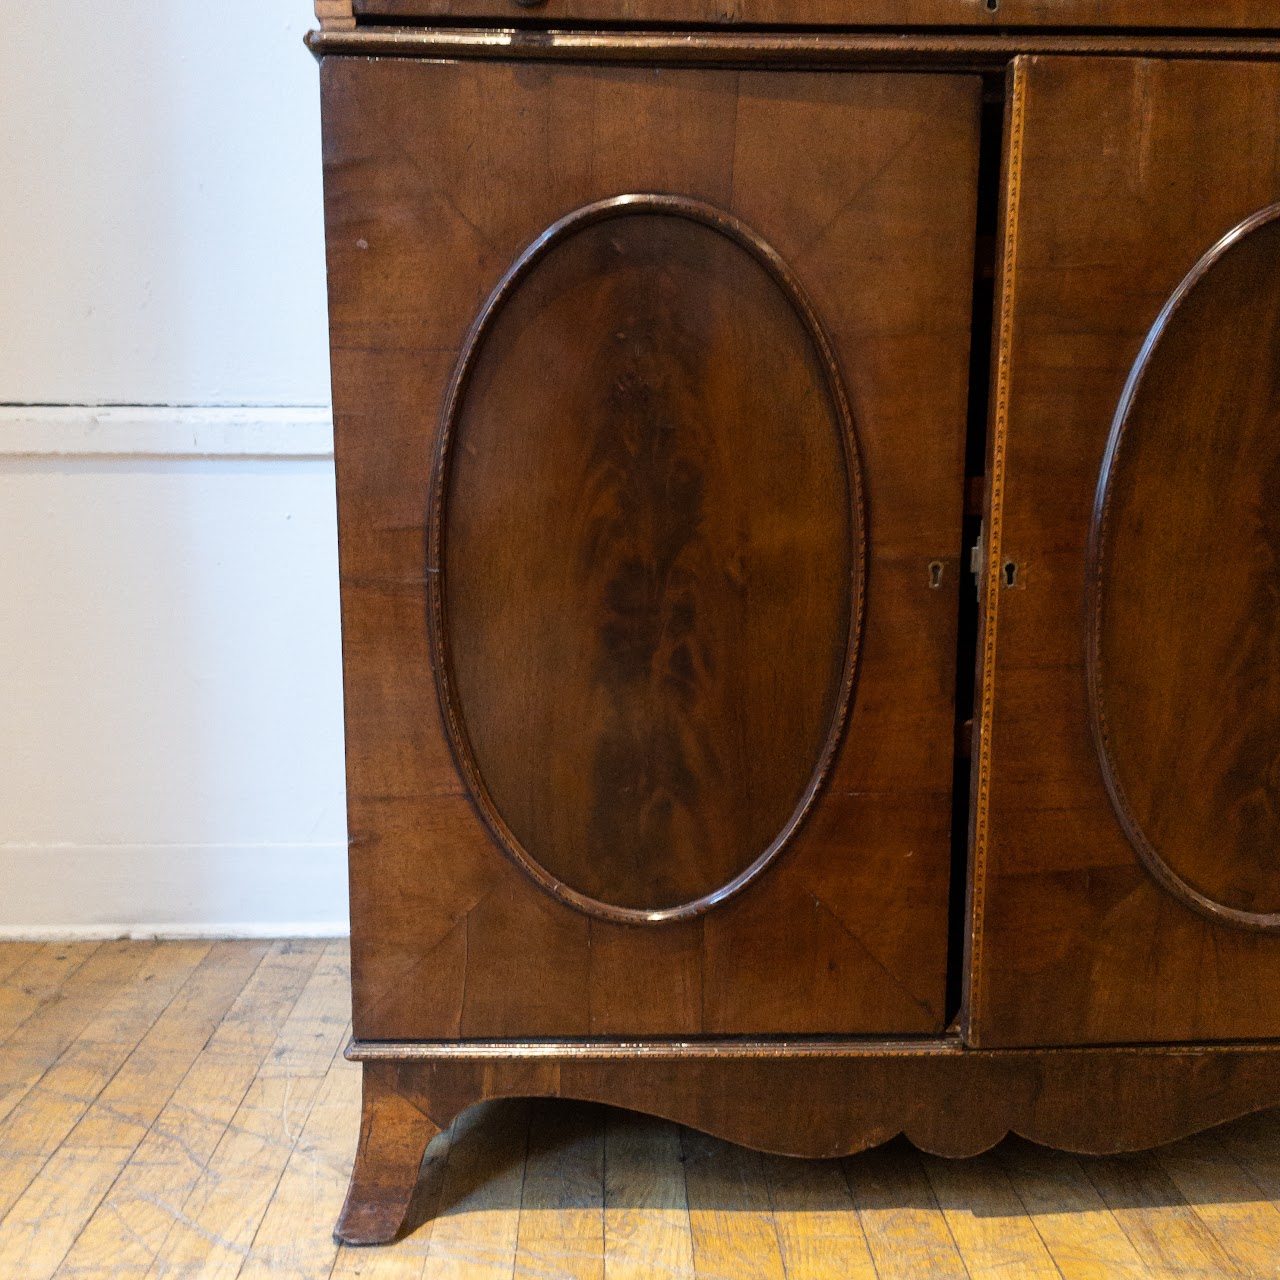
337;0;1280;31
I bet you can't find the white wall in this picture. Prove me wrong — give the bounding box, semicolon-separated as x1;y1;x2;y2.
0;3;347;935
0;0;331;404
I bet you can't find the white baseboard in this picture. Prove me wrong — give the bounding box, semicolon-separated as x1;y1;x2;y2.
0;923;348;941
0;843;350;940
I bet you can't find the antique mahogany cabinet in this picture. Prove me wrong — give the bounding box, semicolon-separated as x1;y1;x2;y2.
308;0;1280;1243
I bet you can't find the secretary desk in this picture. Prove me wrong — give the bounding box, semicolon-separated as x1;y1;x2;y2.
306;0;1280;1242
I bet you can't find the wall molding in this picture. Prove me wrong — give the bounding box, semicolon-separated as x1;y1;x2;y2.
0;404;334;459
0;842;349;939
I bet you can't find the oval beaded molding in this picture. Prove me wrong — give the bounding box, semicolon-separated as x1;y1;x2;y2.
1087;202;1280;932
428;194;866;924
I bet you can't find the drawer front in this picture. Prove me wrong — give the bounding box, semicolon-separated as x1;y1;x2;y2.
348;0;1279;31
323;59;980;1038
970;55;1280;1047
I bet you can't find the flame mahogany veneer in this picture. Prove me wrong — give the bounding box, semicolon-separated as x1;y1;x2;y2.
309;2;1280;1244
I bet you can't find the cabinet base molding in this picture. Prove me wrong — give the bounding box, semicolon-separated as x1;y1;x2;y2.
334;1038;1280;1244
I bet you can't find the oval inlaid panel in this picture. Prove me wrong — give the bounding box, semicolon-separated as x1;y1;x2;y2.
430;195;863;922
1088;204;1280;931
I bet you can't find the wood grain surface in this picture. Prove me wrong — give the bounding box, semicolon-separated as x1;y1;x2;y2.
322;59;980;1039
58;940;324;1278
1088;204;1280;932
968;55;1280;1047
434;197;861;919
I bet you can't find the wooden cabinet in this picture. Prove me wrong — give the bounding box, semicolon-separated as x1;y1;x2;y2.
309;5;1280;1245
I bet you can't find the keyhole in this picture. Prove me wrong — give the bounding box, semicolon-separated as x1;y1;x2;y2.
985;0;999;10
1003;560;1018;588
929;561;944;589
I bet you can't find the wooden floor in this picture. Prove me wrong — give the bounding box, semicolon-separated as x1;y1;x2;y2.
3;940;1280;1278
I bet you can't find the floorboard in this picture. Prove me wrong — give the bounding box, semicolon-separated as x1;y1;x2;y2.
0;941;265;1280
0;941;1268;1279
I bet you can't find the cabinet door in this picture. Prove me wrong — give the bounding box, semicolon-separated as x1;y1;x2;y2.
970;55;1280;1047
322;59;980;1039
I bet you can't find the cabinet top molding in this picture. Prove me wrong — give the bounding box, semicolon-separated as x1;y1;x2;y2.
305;27;1280;63
319;0;1279;32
